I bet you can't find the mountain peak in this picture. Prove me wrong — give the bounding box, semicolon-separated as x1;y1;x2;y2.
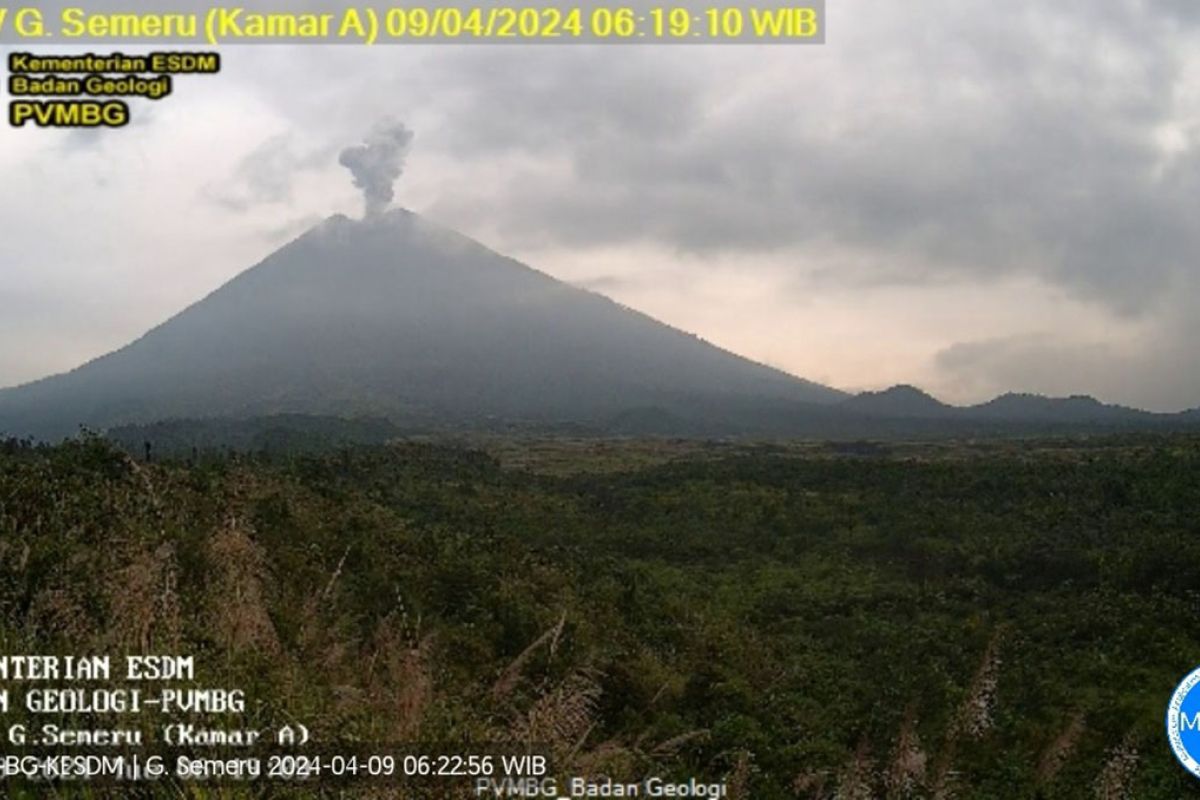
969;392;1149;422
878;384;938;400
841;384;951;418
0;211;842;440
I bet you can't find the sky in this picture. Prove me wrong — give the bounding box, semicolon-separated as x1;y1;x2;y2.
2;0;1199;411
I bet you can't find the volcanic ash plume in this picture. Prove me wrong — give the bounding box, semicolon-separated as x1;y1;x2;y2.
338;120;414;219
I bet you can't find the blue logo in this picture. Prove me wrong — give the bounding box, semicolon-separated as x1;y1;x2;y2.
1167;666;1200;778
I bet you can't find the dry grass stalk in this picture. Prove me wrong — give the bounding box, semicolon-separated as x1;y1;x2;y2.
885;707;928;799
725;750;753;800
930;767;959;800
107;541;181;650
28;587;93;642
510;669;602;758
930;629;1006;799
208;515;279;654
1037;711;1085;787
491;610;567;700
1093;732;1139;800
650;728;710;758
119;451;163;514
361;614;435;739
835;737;876;800
393;635;435;740
959;631;1004;739
320;546;351;601
791;770;828;798
297;547;353;656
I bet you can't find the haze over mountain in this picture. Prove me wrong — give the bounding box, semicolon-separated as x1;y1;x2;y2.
0;210;846;440
2;207;1197;441
1;119;1195;442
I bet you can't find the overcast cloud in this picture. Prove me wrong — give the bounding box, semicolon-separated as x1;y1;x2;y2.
2;0;1199;410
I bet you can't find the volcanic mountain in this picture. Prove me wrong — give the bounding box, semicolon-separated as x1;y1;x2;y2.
0;210;845;440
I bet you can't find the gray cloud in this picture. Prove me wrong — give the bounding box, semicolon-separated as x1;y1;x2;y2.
1153;0;1200;23
431;49;703;156
60;105;158;152
338;119;414;218
4;0;1200;410
417;1;1198;320
571;274;641;293
208;133;332;212
935;299;1200;412
936;337;1121;402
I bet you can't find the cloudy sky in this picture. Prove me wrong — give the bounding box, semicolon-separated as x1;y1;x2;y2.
2;0;1199;410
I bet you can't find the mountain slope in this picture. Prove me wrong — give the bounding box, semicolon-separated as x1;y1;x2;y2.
0;210;844;440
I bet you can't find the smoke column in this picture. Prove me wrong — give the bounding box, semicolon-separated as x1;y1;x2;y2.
338;120;414;218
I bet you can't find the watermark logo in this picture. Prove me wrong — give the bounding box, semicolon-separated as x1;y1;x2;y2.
1167;666;1200;778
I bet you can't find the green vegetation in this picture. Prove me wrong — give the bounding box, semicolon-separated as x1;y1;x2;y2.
1;433;1199;797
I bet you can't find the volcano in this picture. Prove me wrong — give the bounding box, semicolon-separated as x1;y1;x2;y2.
0;210;845;440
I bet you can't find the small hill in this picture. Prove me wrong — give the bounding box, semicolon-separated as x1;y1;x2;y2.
966;393;1156;423
830;385;1199;436
840;384;955;419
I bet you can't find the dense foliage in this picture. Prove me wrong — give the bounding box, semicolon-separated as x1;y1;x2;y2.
1;433;1199;797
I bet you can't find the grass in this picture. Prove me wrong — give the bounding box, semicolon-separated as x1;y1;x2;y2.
0;432;1198;797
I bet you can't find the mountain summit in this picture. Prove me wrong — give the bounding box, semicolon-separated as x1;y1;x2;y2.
0;210;843;439
840;384;952;419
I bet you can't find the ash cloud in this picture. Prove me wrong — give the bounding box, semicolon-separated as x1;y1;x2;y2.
338;120;414;219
